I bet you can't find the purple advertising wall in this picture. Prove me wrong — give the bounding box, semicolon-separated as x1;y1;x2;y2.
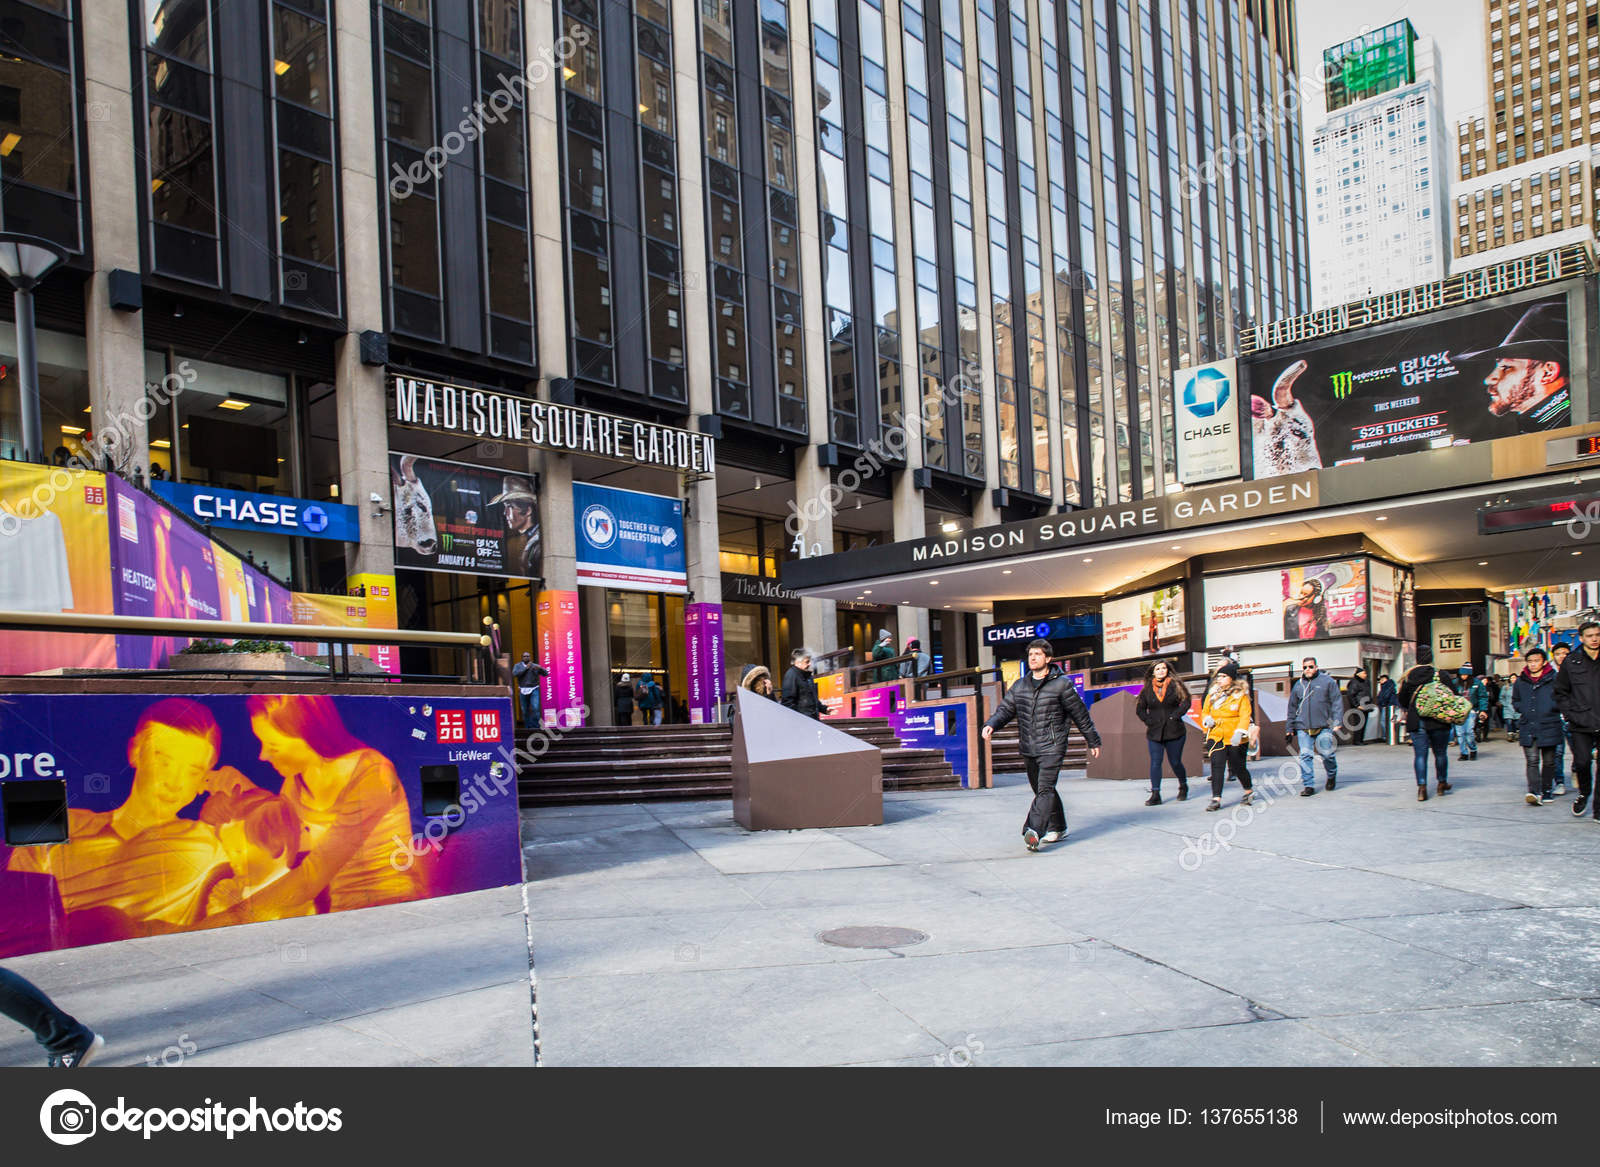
108;477;222;668
537;590;585;727
887;701;972;785
0;691;523;957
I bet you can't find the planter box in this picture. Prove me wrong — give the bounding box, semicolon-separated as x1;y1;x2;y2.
166;653;328;675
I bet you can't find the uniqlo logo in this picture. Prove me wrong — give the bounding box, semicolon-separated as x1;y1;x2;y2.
471;709;502;742
436;710;467;743
84;485;105;506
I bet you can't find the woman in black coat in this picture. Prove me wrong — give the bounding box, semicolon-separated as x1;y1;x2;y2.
613;672;636;725
1135;659;1191;805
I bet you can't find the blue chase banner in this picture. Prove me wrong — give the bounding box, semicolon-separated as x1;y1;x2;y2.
572;482;686;594
150;481;361;542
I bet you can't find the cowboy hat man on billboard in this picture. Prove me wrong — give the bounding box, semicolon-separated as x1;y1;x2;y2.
1459;301;1571;433
491;475;543;581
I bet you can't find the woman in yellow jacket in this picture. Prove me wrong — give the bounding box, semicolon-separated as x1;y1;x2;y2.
1200;662;1255;812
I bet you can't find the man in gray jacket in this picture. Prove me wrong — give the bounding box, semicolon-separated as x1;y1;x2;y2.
1288;655;1343;795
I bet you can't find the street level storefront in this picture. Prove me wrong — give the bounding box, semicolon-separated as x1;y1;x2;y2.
386;374;723;727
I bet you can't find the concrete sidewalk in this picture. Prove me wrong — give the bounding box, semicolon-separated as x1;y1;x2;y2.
526;738;1600;1066
5;738;1598;1067
0;886;535;1068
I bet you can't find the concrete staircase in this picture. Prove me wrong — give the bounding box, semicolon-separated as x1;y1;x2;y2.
987;727;1091;775
517;717;960;807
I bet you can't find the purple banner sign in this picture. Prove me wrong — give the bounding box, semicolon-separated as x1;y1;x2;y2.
684;602;724;723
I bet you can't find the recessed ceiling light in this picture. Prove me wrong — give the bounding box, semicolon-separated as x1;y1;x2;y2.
1478;561;1488;566
150;439;171;449
1171;545;1181;551
1375;515;1387;521
1082;557;1092;563
862;589;872;594
941;521;959;533
1574;550;1583;556
943;604;952;609
929;580;939;585
59;424;85;435
219;399;250;411
1002;569;1013;575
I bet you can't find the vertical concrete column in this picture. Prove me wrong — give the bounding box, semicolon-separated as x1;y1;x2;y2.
331;0;393;579
962;0;1001;529
527;0;579;596
879;1;930;653
80;0;147;475
673;0;721;612
788;4;837;658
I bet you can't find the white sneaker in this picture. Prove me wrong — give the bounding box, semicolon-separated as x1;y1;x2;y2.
1556;784;1567;795
1041;829;1066;844
1525;793;1544;805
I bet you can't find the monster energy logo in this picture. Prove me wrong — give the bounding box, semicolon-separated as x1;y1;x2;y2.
1331;371;1354;399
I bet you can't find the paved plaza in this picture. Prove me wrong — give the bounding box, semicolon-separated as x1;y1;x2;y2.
4;737;1600;1068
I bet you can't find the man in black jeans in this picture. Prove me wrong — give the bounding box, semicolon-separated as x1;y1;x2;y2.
982;639;1102;851
1398;643;1454;802
1554;620;1600;818
0;966;104;1066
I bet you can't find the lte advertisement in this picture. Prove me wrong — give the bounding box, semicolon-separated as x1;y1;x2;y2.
389;453;542;580
572;482;687;594
1102;584;1187;662
0;692;523;958
1204;558;1370;647
1173;359;1241;484
1248;293;1572;480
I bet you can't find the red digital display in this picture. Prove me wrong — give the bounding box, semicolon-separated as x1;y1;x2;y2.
1578;434;1600;458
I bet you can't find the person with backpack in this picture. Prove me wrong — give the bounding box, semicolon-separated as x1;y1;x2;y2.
1200;662;1254;813
1554;620;1600;819
898;637;931;679
1398;645;1458;801
1469;670;1493;744
981;638;1102;851
1514;647;1563;806
1287;655;1343;796
1135;659;1191;805
636;673;665;725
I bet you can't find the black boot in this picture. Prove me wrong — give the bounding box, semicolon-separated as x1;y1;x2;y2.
1176;782;1189;802
1144;791;1162;806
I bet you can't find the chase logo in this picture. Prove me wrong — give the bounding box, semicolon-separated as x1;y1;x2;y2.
1181;367;1231;418
581;504;617;549
1035;622;1051;637
300;505;329;534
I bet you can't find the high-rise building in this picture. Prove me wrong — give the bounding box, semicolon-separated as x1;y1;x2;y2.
1453;0;1600;264
1;0;1307;712
1308;21;1449;306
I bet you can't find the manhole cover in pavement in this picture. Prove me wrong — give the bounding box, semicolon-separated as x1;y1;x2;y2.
817;926;928;949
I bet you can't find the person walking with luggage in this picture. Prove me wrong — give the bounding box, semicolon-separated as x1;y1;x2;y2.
1399;645;1454;801
613;672;636;726
781;648;822;720
1135;659;1191;805
635;673;665;725
1287;656;1342;796
981;638;1102;851
1200;662;1254;812
871;629;898;682
512;652;548;726
1345;666;1373;747
0;966;104;1066
1376;673;1398;742
1514;647;1563;805
1554;620;1600;819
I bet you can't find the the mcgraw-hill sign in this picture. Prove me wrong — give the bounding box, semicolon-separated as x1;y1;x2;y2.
390;375;715;474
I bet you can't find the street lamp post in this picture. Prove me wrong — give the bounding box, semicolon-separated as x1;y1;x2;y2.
0;233;70;463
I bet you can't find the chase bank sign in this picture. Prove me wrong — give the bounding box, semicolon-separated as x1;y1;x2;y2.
150;481;360;542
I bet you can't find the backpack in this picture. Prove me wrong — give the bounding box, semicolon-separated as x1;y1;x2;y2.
1413;678;1473;725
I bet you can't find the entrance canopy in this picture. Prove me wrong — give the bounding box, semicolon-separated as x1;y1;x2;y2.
782;469;1600;613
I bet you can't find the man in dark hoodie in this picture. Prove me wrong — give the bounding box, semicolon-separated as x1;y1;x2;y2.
1514;647;1563;805
1554;620;1600;818
1344;666;1372;746
982;638;1102;851
1398;644;1454;801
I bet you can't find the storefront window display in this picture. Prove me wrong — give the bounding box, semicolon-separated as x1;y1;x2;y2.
606;589;688;723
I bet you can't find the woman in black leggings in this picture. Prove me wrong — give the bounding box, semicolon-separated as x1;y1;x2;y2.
1135;659;1191;805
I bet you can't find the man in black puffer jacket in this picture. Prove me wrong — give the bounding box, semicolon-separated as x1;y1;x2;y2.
982;638;1102;850
1554;620;1600;817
